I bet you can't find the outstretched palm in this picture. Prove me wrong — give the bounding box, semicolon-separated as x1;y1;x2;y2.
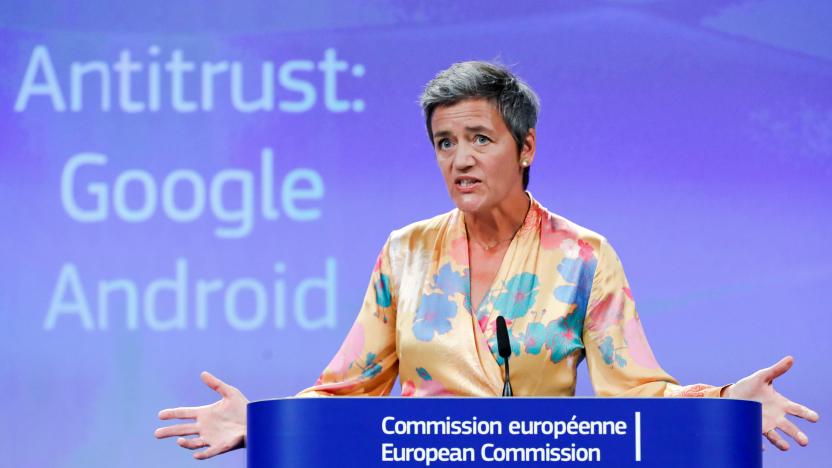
724;356;819;451
155;372;249;460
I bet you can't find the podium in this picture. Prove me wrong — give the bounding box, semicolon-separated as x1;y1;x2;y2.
248;398;761;467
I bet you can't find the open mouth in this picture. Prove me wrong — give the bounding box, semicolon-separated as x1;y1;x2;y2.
455;176;481;189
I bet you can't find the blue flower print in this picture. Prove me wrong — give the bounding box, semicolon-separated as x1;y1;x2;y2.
432;263;469;297
360;352;382;379
494;273;540;319
546;308;585;364
416;367;433;381
557;257;583;283
374;273;392;308
495;301;585;365
598;336;627;368
557;257;597;289
553;257;597;319
599;336;615;365
520;309;584;364
413;293;458;341
523;322;546;355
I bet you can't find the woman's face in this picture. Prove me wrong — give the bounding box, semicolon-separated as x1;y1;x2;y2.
431;98;534;215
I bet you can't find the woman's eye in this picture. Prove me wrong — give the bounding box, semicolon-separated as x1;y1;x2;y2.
475;135;489;145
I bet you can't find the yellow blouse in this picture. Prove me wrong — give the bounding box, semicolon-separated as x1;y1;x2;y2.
298;195;724;398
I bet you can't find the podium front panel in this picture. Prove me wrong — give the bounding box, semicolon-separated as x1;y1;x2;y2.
248;397;761;468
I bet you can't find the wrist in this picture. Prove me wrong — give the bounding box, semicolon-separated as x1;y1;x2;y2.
720;384;733;398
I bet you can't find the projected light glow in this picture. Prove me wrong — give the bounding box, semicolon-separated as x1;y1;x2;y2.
1;2;829;468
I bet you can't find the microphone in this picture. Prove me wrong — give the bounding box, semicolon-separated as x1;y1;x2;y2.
495;316;513;397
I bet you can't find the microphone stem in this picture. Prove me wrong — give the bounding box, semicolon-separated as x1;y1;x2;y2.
502;358;513;397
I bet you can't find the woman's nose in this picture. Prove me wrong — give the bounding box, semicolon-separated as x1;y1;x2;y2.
452;143;476;169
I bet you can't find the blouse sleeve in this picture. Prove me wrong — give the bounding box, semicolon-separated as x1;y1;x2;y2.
296;238;399;396
582;239;729;398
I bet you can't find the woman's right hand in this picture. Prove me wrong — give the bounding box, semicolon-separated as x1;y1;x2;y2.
155;371;249;460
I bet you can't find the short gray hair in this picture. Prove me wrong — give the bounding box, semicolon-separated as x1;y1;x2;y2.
420;61;540;189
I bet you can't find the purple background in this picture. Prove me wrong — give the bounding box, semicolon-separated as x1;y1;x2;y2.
0;1;829;467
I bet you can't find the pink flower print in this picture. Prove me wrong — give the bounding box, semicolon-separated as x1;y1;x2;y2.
587;293;624;334
373;252;383;273
541;217;577;250
578;239;595;261
404;368;454;396
477;314;489;333
450;235;469;265
623;287;634;300
402;380;416;397
419;380;453;396
623;317;660;369
325;323;364;375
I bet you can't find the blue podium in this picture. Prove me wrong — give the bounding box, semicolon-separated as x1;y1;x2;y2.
248;398;761;467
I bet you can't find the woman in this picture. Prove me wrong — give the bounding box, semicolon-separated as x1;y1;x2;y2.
155;61;819;459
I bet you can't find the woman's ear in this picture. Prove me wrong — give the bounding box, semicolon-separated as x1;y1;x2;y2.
520;128;536;166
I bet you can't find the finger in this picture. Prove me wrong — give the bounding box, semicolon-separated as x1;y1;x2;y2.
177;437;208;450
764;430;790;451
154;423;199;439
194;445;224;460
762;356;793;382
158;407;199;420
786;402;820;423
201;371;234;398
777;418;808;446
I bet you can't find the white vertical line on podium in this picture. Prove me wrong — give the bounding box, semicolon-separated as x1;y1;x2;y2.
635;411;642;462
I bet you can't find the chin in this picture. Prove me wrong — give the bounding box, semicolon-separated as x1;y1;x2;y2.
450;192;489;214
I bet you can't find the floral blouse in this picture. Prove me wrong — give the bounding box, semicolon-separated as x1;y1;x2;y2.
298;195;725;398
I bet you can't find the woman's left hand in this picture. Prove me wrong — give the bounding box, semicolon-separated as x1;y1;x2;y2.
723;356;820;451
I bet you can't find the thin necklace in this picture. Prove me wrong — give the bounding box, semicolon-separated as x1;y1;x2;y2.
471;222;524;251
468;199;531;252
474;236;513;251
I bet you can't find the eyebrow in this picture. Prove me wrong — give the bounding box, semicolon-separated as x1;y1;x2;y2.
464;125;492;134
432;125;494;140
